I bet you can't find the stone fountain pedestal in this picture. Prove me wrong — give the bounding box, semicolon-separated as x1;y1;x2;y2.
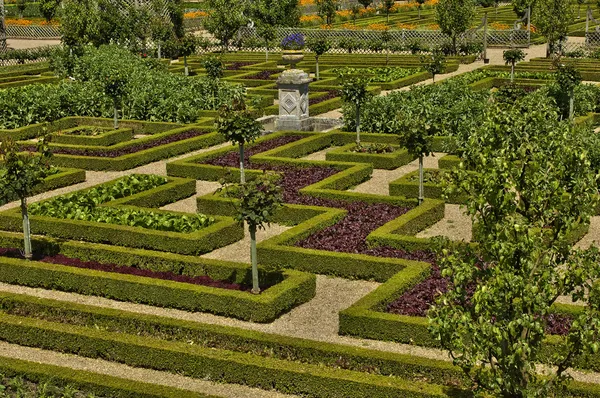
275;68;312;131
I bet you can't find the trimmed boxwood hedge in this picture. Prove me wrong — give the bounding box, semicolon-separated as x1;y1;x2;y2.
0;176;244;255
0;168;86;206
0;313;469;398
0;357;215;398
339;264;600;373
51;126;134;146
326;143;416;170
0;255;315;322
388;169;468;204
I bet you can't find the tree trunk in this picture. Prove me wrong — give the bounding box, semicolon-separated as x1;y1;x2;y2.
21;197;32;259
265;39;269;62
418;155;424;205
158;43;162;60
355;104;361;145
316;55;320;80
386;47;389;65
569;93;575;121
250;224;260;294
184;55;189;76
511;62;515;82
113;99;119;129
386;11;389;23
452;36;457;55
418;6;421;18
239;143;245;184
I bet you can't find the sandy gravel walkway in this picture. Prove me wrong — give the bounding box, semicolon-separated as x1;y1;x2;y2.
417;204;472;242
351;152;443;195
0;342;297;398
300;146;341;161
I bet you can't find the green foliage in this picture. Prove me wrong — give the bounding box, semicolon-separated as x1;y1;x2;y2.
420;50;446;82
512;0;535;17
330;66;417;83
0;136;53;203
503;48;526;65
231;172;283;230
429;93;600;397
535;0;573;54
216;108;263;147
339;75;371;106
248;0;301;31
15;0;27;17
178;34;198;57
306;38;331;57
549;63;583;119
38;0;59;22
202;55;225;80
204;0;248;49
316;0;338;25
436;0;475;53
61;0;99;48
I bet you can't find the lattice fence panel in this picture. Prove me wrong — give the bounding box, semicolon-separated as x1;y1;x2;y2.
5;25;60;39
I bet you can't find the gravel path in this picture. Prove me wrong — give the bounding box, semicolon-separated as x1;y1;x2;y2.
417;204;472;242
300;146;341;161
351;152;443;195
575;216;600;249
0;342;298;398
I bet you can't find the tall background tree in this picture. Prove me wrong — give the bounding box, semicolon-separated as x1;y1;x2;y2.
436;0;475;54
534;0;573;56
382;0;394;23
358;0;372;9
39;0;60;23
316;0;338;25
249;0;301;61
0;137;53;259
429;94;600;397
204;0;248;51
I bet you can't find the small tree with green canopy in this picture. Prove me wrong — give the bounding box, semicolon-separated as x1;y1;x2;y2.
512;0;535;17
416;0;426;18
307;38;331;80
429;93;600;398
98;61;128;129
358;0;373;9
535;0;573;56
224;172;283;294
179;34;197;76
202;55;224;80
503;48;526;82
350;5;361;25
421;49;446;83
382;0;395;23
395;106;434;205
0;136;53;259
249;0;301;61
436;0;475;54
552;63;582;121
204;0;248;51
61;0;99;50
39;0;60;23
316;0;338;25
339;75;371;145
151;16;174;60
16;0;27;19
216;105;263;184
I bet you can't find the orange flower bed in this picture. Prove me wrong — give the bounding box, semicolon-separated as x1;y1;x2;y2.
426;23;440;30
397;23;417;30
341;22;359;30
337;9;351;17
490;22;510;30
40;19;60;26
300;15;321;23
367;23;389;31
320;24;333;30
184;11;208;19
300;0;315;5
5;19;33;26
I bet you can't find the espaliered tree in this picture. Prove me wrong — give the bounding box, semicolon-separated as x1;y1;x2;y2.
436;0;475;54
227;172;283;294
216;105;263;184
340;75;371;146
429;94;600;397
307;38;331;80
503;48;526;82
395;106;434;205
0;136;53;259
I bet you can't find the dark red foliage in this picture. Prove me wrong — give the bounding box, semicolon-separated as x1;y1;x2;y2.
386;263;574;336
20;130;209;158
243;70;281;80
205;135;305;168
0;247;257;292
226;62;257;70
309;90;338;106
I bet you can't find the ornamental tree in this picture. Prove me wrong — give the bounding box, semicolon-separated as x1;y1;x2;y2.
16;0;27;19
179;34;197;76
202;55;224;80
227;171;283;294
216;106;263;184
394;104;435;205
0;136;53;259
151;16;174;60
503;48;526;82
382;0;395;23
358;0;372;9
429;94;600;397
436;0;475;54
552;63;582;120
316;0;338;25
306;38;331;80
416;0;426;18
339;74;371;145
39;0;60;23
249;0;301;61
421;49;446;83
535;0;573;56
61;0;99;49
204;0;247;51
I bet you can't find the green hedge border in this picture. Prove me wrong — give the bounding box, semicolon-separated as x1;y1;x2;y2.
51;126;134;147
326;143;416;170
0;356;216;398
0;168;86;206
389;169;468;204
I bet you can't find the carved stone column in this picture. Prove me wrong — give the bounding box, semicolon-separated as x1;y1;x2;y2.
275;69;312;131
